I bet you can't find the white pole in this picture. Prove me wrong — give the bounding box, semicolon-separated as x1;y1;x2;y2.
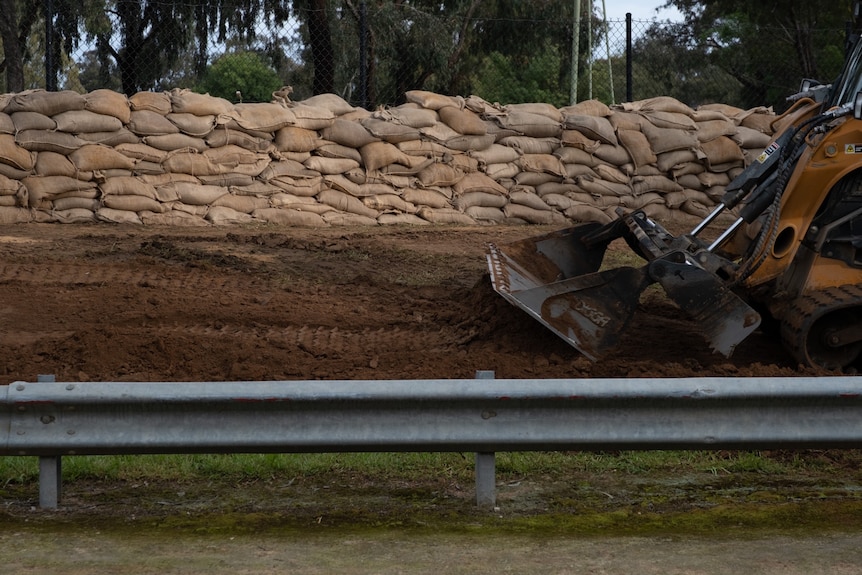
602;0;615;104
571;0;581;104
588;0;593;100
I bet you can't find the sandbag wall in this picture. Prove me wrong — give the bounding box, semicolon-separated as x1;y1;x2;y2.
0;88;776;227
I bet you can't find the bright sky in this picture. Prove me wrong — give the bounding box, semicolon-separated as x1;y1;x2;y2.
601;1;683;22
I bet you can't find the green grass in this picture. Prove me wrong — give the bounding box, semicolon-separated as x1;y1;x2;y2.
1;450;856;486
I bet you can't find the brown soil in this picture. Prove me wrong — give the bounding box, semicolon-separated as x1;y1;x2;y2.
1;222;860;573
0;222;819;385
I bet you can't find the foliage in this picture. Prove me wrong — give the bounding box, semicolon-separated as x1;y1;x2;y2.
471;43;569;107
196;51;284;103
659;0;851;109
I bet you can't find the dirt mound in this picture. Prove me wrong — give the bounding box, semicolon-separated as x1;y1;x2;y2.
0;224;816;385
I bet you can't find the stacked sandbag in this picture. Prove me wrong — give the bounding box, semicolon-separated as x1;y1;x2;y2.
0;87;776;227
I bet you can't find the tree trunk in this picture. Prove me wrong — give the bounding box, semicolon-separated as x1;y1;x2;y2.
0;0;26;92
303;0;334;95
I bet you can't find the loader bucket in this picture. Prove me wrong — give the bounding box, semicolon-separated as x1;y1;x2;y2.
486;224;654;361
486;220;763;361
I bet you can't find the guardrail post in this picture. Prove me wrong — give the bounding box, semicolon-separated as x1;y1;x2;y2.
474;370;496;509
36;374;61;509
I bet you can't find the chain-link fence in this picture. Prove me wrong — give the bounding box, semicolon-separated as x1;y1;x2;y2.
11;2;850;112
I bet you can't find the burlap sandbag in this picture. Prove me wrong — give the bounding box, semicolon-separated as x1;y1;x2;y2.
230;103;296;132
0;134;36;170
438;106;487;135
164;112;217;137
211;193;270;214
503;203;566;225
162;152;227;176
518;153;567;177
695;118;736;142
206;205;254;225
34;151;75;177
454;191;508;210
463;205;505;222
656;149;701;172
322;211;378;226
593;144;632;166
402;188;451;209
561;114;617;145
417;206;476;225
274;126;320;153
84;89;132;123
560;129;601;153
317;188;379;218
5;89;86;116
169;89;234;116
641;122;699;154
252;207;328;227
509;189;553;211
360;141;414;172
498;136;559;155
129;91;172;114
316;143;362;163
205;128;273;152
732;126;772;148
0;206;33;224
270;175;325;197
594;163;630;185
304;156;360;175
320;119;379;148
171;182;228;205
289;104;335;130
103;194;166;213
53;110;123;133
640;111;697;131
115;143;168;163
77;129;140;147
378;212;430;225
11;111;56;131
468;143;522;165
374;105;438;128
700;136;744;168
96;207;143;224
417;163;463;187
139;210;209;226
577;174;631;197
53;196;99;211
631;174;683;195
128;110;180;135
564;204;613;224
560;99;612;117
100;176;158;199
0;113;14;134
484;162;520;180
70;144;136;171
144;133;208;152
617;129;658;169
453;172;508;197
362;194;417;214
404;90;462;110
621;96;694;116
489;111;561;138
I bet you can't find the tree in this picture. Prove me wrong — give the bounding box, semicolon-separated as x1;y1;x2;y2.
197;51;283;102
661;0;851;108
0;0;42;92
94;0;292;96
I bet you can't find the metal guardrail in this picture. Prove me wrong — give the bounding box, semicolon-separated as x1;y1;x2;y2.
2;373;862;509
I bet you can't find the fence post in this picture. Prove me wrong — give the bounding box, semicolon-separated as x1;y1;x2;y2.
474;370;496;509
36;374;61;509
625;13;633;102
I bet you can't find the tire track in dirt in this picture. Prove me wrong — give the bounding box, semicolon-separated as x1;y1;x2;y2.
0;263;262;291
